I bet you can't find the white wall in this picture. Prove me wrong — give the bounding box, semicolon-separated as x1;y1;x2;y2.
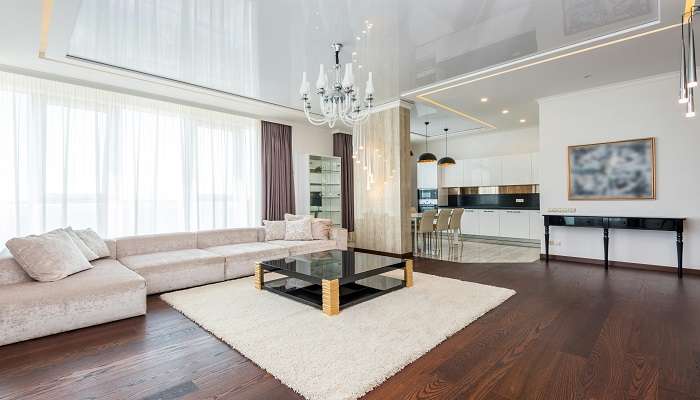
539;73;699;269
412;126;539;160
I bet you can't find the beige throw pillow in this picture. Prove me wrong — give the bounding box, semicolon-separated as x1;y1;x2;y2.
284;213;307;221
64;227;98;261
311;218;332;240
74;228;110;259
263;220;286;241
6;230;92;282
284;216;313;241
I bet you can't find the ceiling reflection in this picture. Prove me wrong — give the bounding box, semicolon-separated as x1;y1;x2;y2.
68;0;660;112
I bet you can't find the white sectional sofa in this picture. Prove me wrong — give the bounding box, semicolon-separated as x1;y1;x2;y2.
0;226;348;346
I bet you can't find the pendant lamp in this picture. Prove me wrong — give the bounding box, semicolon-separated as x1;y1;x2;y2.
417;121;437;163
438;128;456;167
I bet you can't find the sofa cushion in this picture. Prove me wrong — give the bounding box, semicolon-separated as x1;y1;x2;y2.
116;232;196;258
65;227;99;260
196;227;263;249
6;229;92;282
119;249;225;294
0;258;146;346
311;219;332;240
284;217;313;241
267;240;337;256
206;242;290;262
263;220;285;241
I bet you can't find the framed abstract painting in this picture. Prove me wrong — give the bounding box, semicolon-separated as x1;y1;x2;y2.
568;137;656;200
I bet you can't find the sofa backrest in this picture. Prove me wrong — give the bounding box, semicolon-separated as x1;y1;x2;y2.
115;232;196;259
0;255;32;285
196;228;263;249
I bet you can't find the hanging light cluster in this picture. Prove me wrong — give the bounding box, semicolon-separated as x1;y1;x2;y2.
351;116;396;191
680;6;699;118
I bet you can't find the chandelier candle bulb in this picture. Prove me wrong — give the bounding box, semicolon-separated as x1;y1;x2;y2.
366;72;374;96
343;63;354;88
300;72;309;96
316;64;326;90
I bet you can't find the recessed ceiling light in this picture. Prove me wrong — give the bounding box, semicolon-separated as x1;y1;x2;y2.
352;51;357;56
519;119;526;123
356;36;361;40
358;65;363;69
480;97;488;102
501;109;509;114
362;30;367;34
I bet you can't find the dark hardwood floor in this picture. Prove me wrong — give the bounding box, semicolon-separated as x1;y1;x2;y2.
1;258;700;400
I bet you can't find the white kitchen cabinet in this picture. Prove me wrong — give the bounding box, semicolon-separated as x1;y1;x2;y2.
477;210;500;236
480;157;502;186
460;208;480;235
462;158;482;187
441;159;463;187
417;163;438;189
501;154;533;185
499;210;530;239
528;210;543;240
530;153;539;184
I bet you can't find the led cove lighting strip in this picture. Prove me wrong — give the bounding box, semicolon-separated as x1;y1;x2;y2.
415;22;682;129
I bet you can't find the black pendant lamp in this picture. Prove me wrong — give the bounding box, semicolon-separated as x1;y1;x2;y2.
417;121;437;163
438;128;455;167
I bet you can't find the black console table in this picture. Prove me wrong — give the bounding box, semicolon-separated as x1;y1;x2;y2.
543;215;686;277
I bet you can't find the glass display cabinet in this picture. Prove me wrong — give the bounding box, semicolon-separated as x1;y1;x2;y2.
307;155;342;226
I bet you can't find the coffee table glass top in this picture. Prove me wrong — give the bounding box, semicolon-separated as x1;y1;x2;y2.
259;249;404;284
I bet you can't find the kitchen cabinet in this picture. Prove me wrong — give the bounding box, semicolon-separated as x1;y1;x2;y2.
462;158;482;187
501;154;534;185
480;157;502;186
441;159;463;187
460;208;480;235
499;210;530;239
528;210;543;240
417;163;437;189
477;210;500;236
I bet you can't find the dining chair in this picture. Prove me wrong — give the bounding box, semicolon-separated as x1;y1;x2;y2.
417;209;437;255
434;209;452;255
448;208;464;246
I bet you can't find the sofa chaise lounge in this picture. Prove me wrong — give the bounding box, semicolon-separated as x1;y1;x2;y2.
0;226;348;346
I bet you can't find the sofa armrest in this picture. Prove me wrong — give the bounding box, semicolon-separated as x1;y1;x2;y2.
330;227;348;250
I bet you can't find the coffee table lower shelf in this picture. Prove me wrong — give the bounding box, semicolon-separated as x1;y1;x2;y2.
263;275;405;314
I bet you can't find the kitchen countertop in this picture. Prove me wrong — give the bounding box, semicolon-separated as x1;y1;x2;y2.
439;205;540;211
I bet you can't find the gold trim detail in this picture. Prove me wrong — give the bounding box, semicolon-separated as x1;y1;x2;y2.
321;279;340;316
404;259;414;288
254;263;264;290
39;0;54;57
567;137;656;200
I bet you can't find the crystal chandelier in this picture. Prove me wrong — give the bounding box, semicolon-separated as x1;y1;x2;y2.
299;43;375;128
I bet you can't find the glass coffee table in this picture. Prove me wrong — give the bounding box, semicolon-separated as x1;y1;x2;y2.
254;249;413;316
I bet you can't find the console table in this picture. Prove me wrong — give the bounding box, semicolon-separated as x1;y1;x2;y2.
543;215;686;277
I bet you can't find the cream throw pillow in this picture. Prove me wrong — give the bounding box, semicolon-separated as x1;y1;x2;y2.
284;213;306;221
6;230;92;282
64;227;98;261
263;220;286;241
311;218;332;240
74;228;111;259
284;216;313;241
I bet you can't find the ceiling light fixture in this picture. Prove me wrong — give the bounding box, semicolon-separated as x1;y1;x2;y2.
417;121;437;164
680;4;699;117
437;128;456;167
501;109;509;114
480;97;488;102
299;43;374;128
520;119;526;123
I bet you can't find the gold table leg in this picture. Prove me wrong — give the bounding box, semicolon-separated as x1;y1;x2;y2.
404;259;414;288
321;279;340;316
254;263;264;290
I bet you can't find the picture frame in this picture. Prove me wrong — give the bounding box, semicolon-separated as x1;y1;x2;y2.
568;137;656;200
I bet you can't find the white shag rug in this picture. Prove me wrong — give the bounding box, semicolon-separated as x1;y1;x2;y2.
160;272;515;400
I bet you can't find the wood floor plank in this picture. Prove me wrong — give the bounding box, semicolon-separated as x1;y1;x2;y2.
0;259;699;400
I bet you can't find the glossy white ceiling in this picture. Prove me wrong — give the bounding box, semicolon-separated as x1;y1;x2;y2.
64;0;672;124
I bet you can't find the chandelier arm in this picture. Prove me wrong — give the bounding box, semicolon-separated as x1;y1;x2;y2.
303;106;335;126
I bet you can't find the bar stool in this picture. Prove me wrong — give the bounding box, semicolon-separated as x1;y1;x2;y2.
448;208;464;246
434;209;452;255
417;209;437;255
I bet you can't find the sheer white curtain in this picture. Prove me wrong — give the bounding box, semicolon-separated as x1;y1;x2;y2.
69;0;259;98
0;71;261;245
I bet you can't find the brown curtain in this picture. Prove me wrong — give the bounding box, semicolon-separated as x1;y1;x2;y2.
261;121;295;220
333;132;354;232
